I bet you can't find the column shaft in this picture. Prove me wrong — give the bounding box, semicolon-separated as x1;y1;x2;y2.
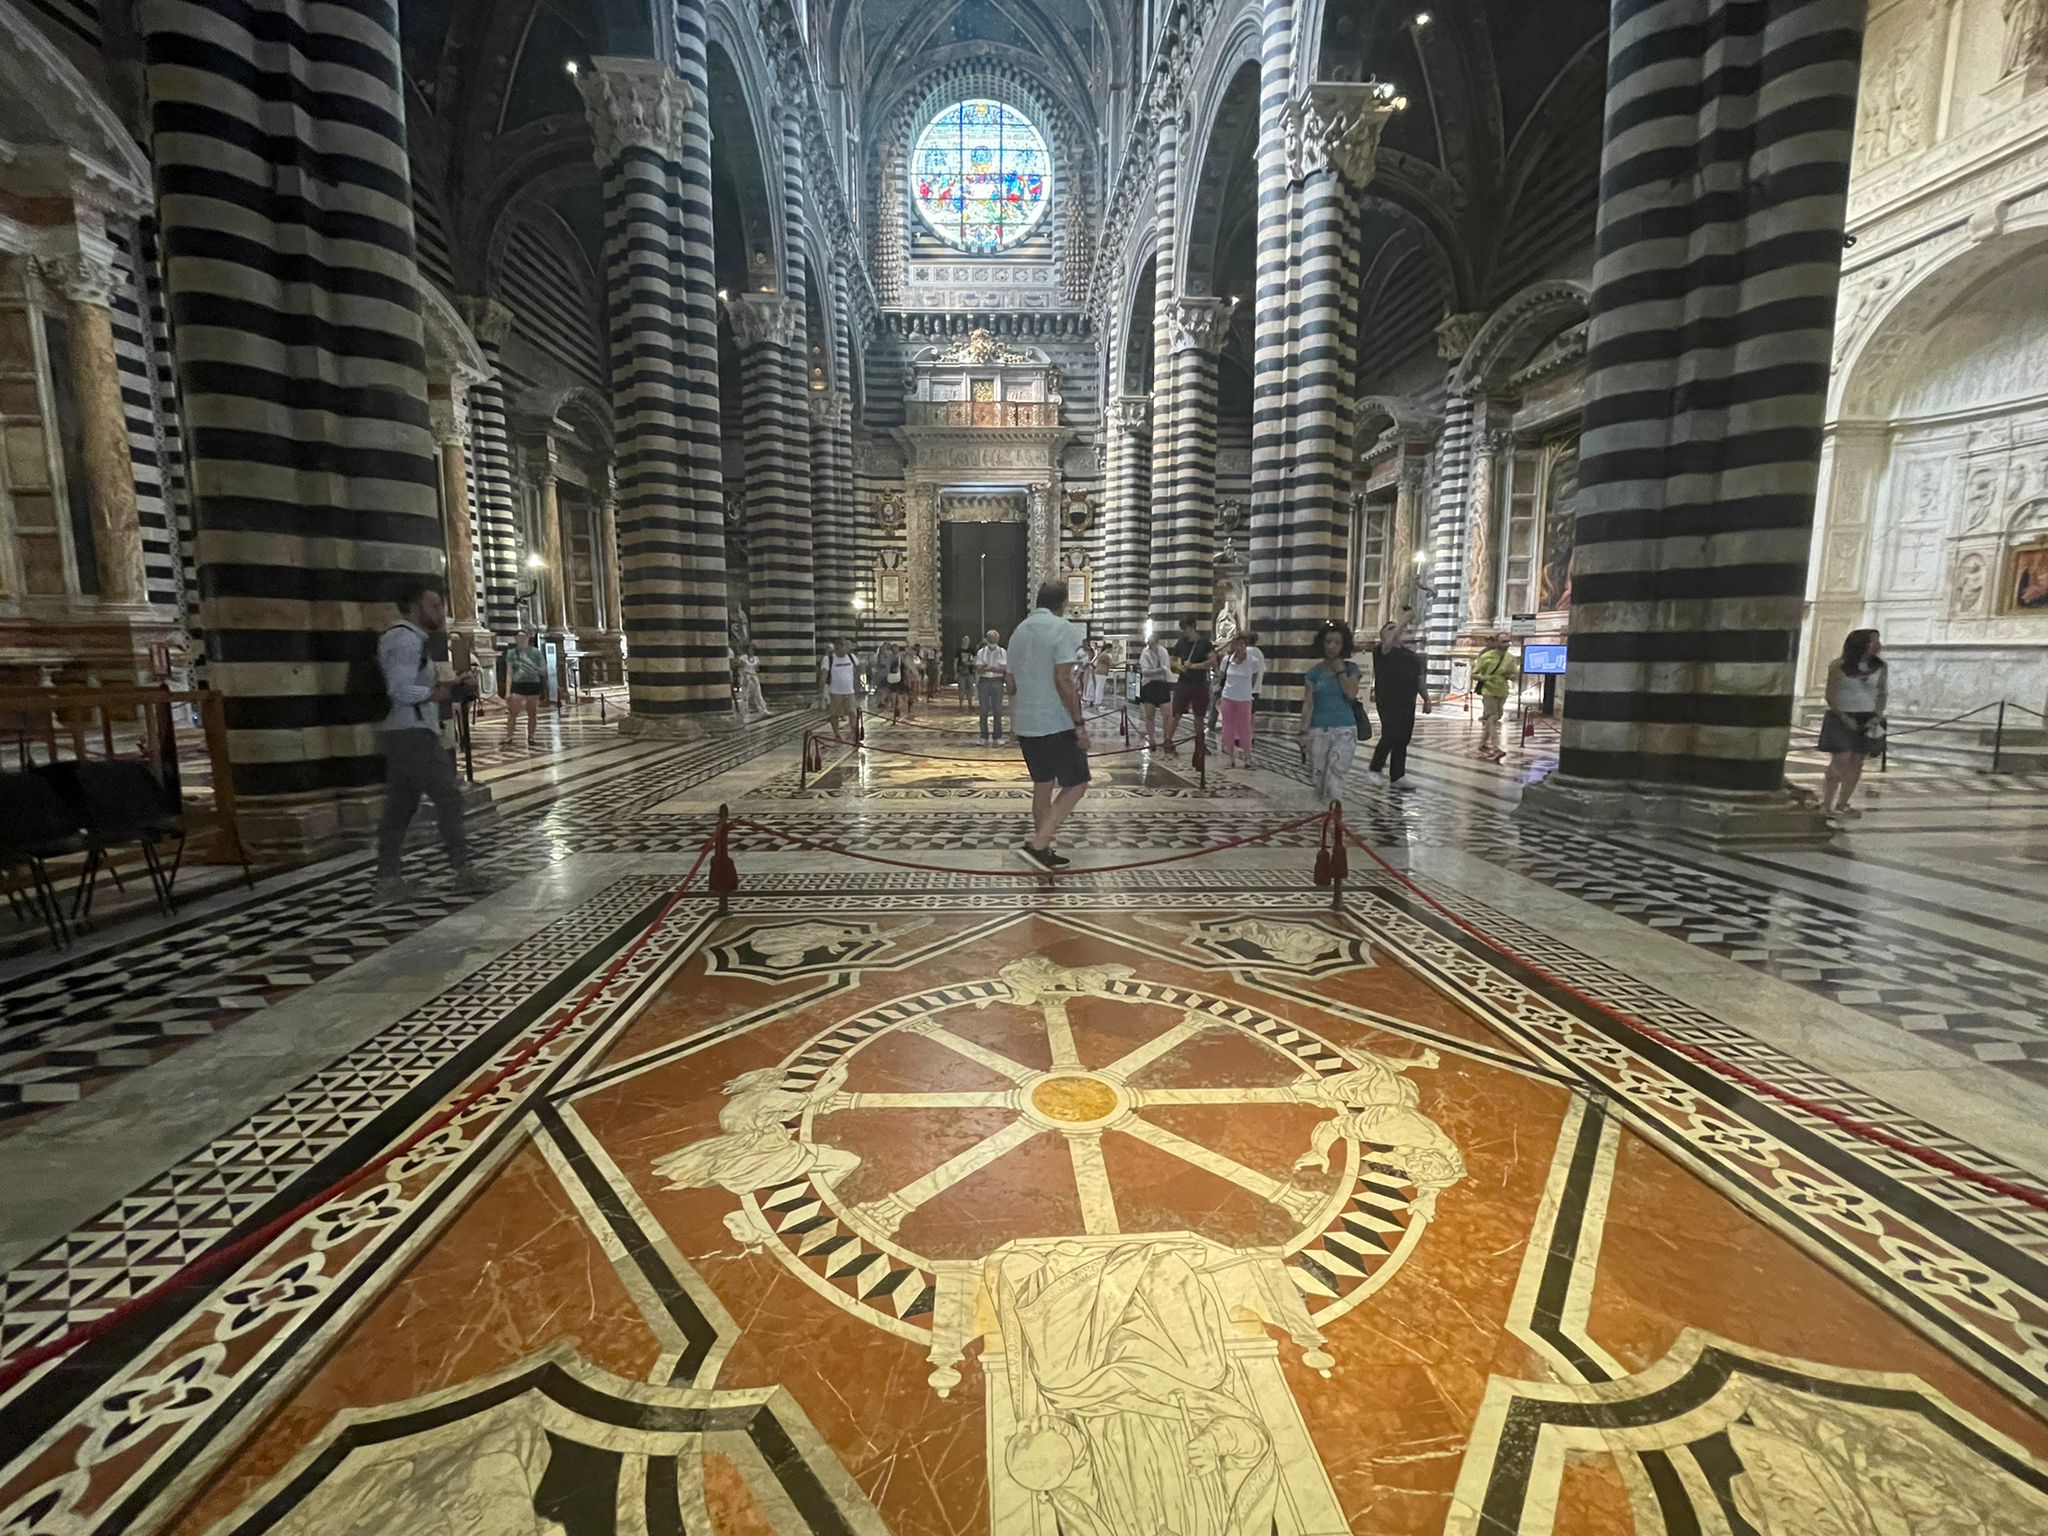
1527;0;1866;833
534;459;569;635
1424;386;1476;686
1154;299;1229;628
460;301;522;643
1463;426;1505;633
435;428;478;630
1149;115;1179;624
731;290;814;692
45;261;148;604
143;0;442;847
579;49;732;732
1247;0;1300;652
1099;396;1153;649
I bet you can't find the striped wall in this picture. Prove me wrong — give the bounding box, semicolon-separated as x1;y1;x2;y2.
143;0;444;836
500;216;607;394
1553;0;1865;797
584;37;731;729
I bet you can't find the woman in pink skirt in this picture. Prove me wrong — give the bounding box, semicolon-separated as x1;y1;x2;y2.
1216;631;1266;768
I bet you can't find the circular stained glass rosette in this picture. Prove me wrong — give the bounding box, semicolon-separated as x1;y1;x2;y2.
910;98;1053;254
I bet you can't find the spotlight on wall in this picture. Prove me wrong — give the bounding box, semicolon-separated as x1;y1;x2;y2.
1393;95;1409;111
1412;11;1433;28
564;58;579;77
853;595;868;611
717;288;730;301
527;553;547;570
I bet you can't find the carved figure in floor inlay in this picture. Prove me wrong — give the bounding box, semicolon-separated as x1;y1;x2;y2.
270;1412;565;1536
989;1239;1278;1536
1289;1049;1466;1211
1729;1376;2048;1534
652;1065;858;1245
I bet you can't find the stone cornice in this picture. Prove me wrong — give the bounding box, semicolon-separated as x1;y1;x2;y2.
575;57;691;165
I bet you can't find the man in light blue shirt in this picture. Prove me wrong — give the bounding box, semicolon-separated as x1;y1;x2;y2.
375;582;488;899
1005;580;1089;871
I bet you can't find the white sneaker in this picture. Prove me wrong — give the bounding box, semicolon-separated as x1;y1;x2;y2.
1366;770;1387;784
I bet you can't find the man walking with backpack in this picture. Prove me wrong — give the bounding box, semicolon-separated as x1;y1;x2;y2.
375;582;489;898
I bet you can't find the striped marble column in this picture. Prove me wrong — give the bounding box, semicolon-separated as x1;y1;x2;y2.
578;52;732;733
729;293;814;694
1098;394;1153;649
1246;0;1300;655
1254;85;1390;680
1523;0;1865;840
825;260;859;646
142;0;445;852
810;387;855;647
459;298;522;644
1147;113;1180;629
1422;317;1481;687
1151;297;1232;629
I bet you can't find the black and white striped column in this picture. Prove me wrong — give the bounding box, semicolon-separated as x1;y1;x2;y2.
1151;297;1231;629
810;386;854;647
1098;394;1153;649
1246;0;1299;663
823;259;859;646
1252;86;1389;680
143;0;444;850
578;50;733;733
1147;113;1180;629
1524;0;1865;837
459;297;522;643
1422;314;1481;687
729;287;815;695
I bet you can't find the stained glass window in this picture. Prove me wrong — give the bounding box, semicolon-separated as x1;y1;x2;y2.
911;99;1053;253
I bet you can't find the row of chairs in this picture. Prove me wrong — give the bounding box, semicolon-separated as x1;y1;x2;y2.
0;761;185;949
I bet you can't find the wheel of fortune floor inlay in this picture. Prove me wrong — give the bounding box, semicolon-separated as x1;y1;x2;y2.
644;956;1467;1534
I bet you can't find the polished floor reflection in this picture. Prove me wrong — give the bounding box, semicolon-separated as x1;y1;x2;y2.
3;704;2046;1534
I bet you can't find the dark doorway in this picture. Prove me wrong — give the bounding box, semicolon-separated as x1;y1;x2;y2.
942;519;1028;651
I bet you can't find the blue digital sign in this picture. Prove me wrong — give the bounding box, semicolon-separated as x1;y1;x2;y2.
1523;643;1568;676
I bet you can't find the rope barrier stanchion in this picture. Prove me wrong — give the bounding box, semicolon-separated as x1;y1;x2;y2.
709;803;738;917
1328;803;1348;913
799;731;811;792
1192;727;1208;789
0;835;720;1396
1339;827;2048;1215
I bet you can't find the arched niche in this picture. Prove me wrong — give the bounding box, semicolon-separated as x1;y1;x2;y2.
1808;222;2048;716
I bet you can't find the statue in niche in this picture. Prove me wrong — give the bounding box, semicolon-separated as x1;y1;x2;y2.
2005;0;2048;77
1953;553;1988;617
1964;466;2003;532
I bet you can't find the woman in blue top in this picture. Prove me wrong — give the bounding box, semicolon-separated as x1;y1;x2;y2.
1298;620;1363;808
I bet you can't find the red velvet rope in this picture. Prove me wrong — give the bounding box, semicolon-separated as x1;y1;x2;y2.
1342;829;2048;1213
0;839;720;1393
731;810;1330;878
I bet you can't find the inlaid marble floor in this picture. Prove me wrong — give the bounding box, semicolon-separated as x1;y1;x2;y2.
4;707;2047;1535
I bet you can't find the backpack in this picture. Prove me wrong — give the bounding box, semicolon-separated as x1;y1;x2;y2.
344;622;433;727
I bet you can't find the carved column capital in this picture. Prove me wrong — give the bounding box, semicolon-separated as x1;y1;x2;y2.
457;296;514;352
727;292;800;350
32;254;119;308
809;387;852;430
1284;83;1399;187
1435;310;1485;362
575;56;692;166
1167;296;1235;355
1111;394;1154;436
429;393;470;446
1398;453;1431;491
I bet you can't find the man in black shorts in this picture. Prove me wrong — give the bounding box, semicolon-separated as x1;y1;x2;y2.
1005;580;1090;871
1161;615;1217;756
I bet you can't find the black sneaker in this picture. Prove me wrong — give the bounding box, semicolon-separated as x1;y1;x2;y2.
1014;843;1058;871
1042;848;1073;868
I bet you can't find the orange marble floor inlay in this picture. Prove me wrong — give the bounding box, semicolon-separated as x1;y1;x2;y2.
1027;1073;1119;1124
167;906;2048;1536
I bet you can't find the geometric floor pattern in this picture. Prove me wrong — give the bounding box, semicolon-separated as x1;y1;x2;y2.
1;698;2044;1535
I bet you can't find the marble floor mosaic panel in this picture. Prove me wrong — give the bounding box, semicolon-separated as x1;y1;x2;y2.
9;887;2043;1536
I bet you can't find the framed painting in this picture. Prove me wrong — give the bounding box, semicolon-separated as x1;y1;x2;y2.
2011;543;2048;613
878;570;905;609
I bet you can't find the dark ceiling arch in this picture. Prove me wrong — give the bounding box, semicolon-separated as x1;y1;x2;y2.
1179;47;1261;300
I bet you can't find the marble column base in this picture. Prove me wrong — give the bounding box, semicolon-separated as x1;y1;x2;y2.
1517;772;1829;847
236;778;498;863
617;710;740;742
